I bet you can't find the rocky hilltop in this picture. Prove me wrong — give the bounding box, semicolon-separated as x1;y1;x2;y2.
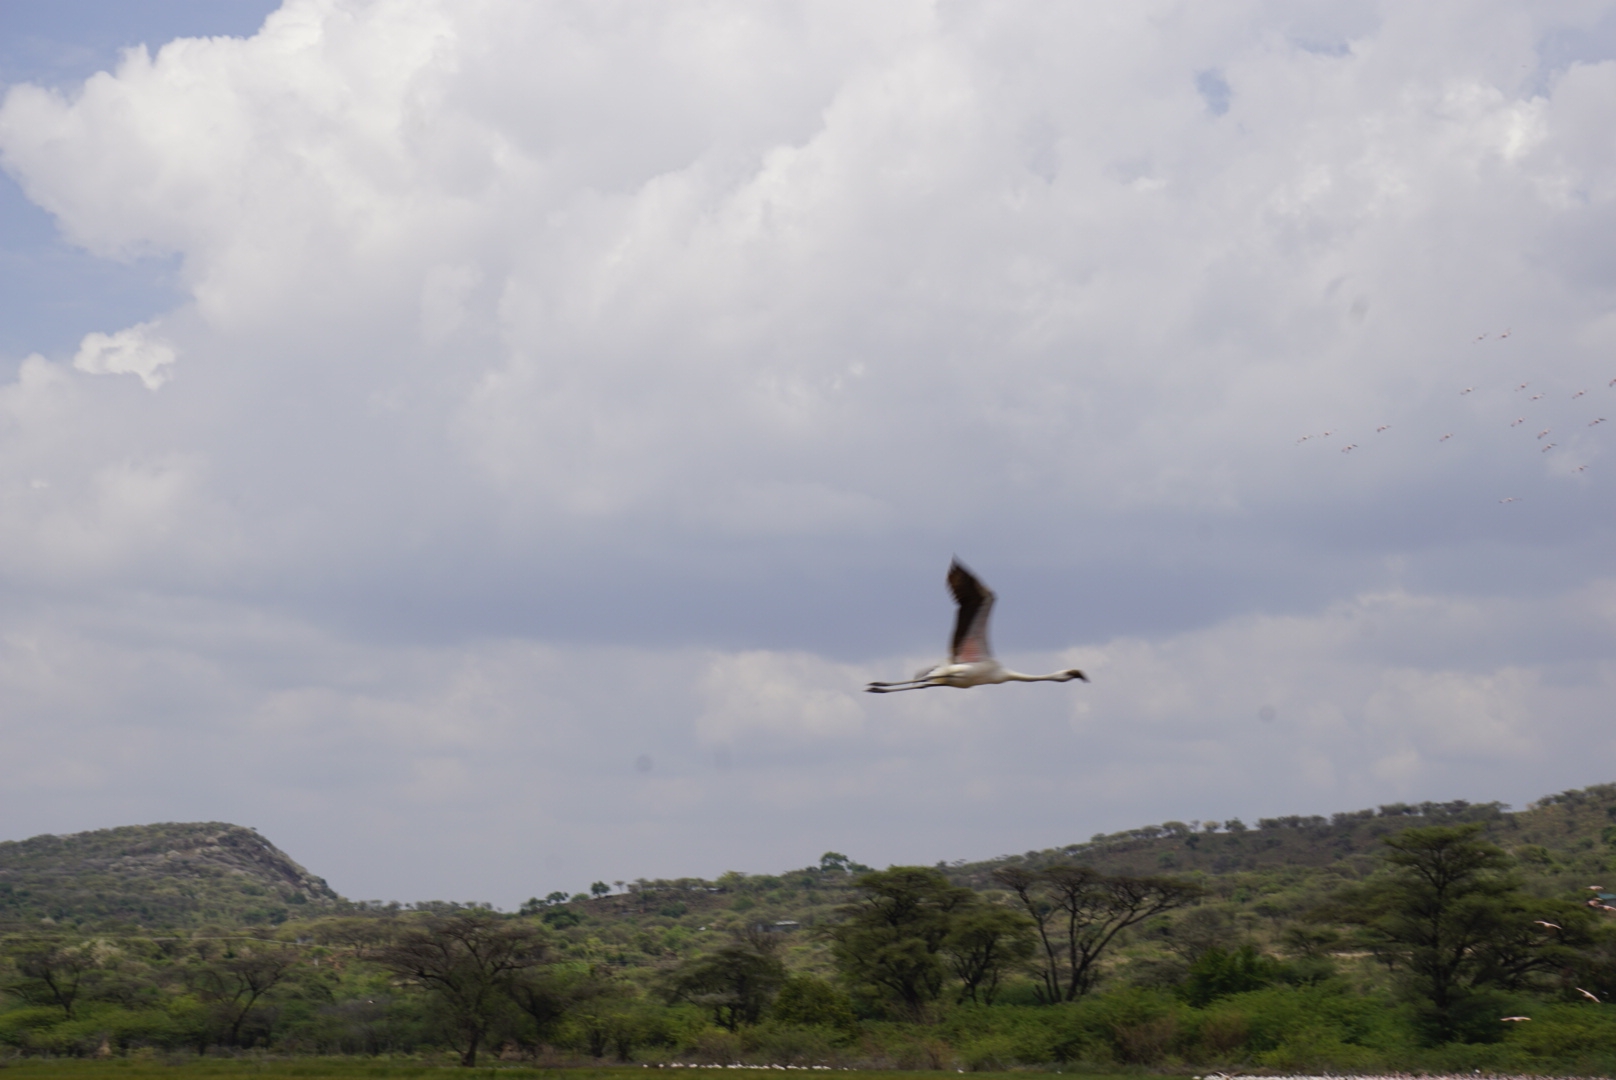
0;821;341;930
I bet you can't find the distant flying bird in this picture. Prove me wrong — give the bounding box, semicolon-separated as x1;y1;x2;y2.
1541;443;1556;452
1531;393;1544;400
1376;425;1390;433
866;560;1089;694
1499;497;1518;504
1574;389;1588;399
1511;418;1525;427
1533;920;1562;930
1609;377;1616;387
1460;387;1475;395
1341;444;1357;453
1575;465;1589;472
1500;328;1511;338
1322;430;1335;437
1537;429;1552;439
1296;435;1312;443
1592;418;1607;427
1474;333;1489;343
1439;433;1453;442
1577;987;1601;1002
1500;1016;1531;1022
1516;383;1530;391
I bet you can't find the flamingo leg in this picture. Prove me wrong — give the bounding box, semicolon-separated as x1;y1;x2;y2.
865;680;942;693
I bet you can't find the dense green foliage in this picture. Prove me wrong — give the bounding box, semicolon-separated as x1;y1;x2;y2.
0;824;339;930
6;783;1616;1071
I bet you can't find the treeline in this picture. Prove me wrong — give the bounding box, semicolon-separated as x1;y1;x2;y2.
5;821;1616;1071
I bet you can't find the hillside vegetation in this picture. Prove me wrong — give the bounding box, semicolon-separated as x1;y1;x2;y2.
0;823;340;931
3;783;1616;1073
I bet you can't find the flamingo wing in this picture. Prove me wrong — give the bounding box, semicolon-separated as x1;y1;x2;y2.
947;559;996;663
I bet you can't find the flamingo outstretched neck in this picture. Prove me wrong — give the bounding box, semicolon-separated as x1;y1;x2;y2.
866;559;1088;693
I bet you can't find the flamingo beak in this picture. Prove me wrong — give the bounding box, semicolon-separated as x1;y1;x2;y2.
1068;669;1089;682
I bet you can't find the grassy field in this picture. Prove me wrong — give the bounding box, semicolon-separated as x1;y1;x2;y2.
0;1064;1161;1080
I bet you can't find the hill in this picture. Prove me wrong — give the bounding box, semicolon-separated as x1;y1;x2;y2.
5;781;1612;942
527;782;1616;976
0;821;341;931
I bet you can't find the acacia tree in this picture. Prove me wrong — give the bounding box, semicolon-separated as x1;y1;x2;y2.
994;865;1202;1001
664;928;786;1030
377;912;546;1066
7;938;100;1019
1346;823;1579;1042
189;939;299;1047
942;905;1035;1004
827;867;979;1018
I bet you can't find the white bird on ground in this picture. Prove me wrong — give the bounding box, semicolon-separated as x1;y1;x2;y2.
866;560;1089;694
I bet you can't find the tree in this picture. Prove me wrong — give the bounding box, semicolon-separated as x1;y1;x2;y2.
6;937;100;1019
1344;823;1573;1042
827;866;978;1018
376;912;546;1066
590;882;611;899
994;865;1203;1001
509;961;615;1046
189;939;299;1047
942;905;1036;1004
664;929;786;1030
771;974;858;1035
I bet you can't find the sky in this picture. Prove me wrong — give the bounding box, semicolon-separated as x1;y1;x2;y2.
2;0;1616;909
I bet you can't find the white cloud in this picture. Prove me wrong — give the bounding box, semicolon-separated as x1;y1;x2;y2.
72;322;176;389
0;1;1614;900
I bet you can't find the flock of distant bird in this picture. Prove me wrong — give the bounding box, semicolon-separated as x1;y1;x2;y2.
1294;328;1612;504
865;333;1612;1018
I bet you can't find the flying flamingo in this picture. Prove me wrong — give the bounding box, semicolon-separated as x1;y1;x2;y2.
1577;987;1601;1002
1500;1016;1531;1022
1533;920;1561;930
866;560;1088;694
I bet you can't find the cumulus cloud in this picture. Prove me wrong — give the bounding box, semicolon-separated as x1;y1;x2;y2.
0;1;1614;901
71;321;176;389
